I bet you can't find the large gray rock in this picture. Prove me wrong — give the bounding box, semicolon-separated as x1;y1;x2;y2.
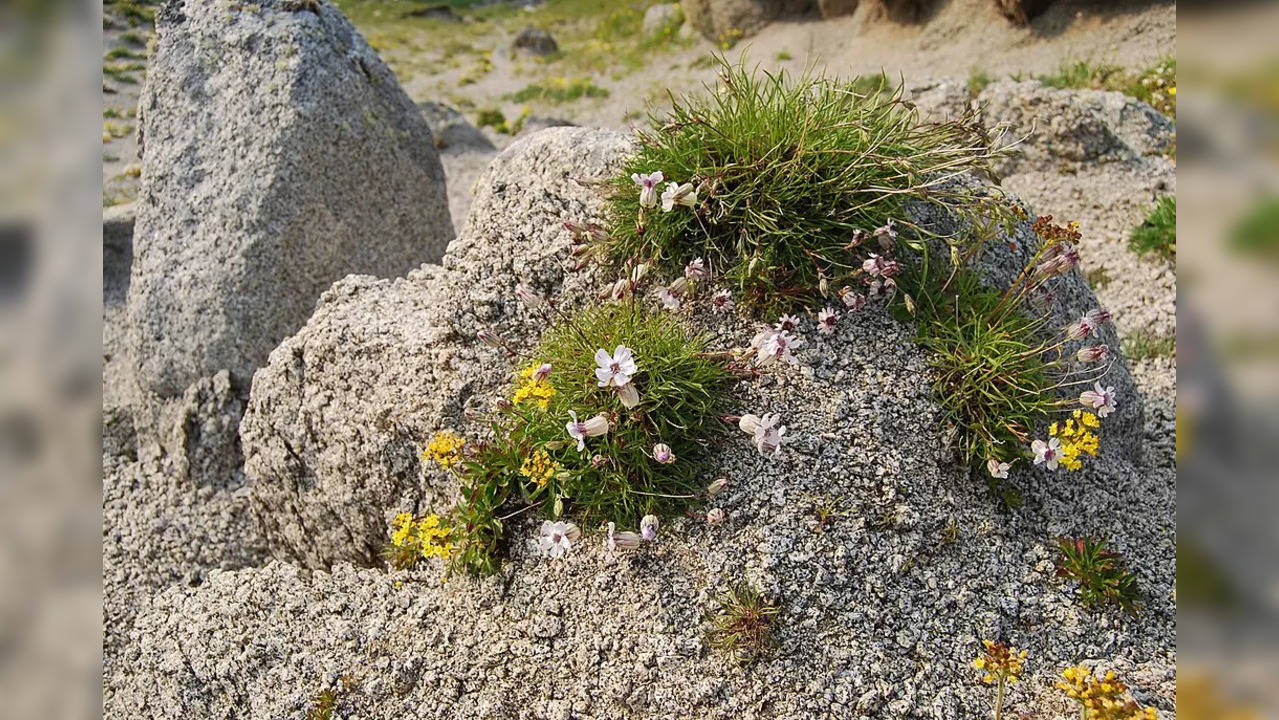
127;0;452;401
976;80;1175;174
240;128;631;568
680;0;810;42
642;3;684;35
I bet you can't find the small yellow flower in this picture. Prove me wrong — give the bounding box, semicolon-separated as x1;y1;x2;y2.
423;430;466;469
974;640;1025;685
520;448;560;487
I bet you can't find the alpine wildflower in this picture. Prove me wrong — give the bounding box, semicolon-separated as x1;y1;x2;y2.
707;477;729;496
754;330;802;367
386;512;454;568
519;448;560;487
776;314;801;333
817;307;840;335
1067;316;1096;340
594;345;637;388
874;219;898;250
423;431;466;469
840;287;867;311
1050;410;1101;471
640;514;660;542
987;457;1011;479
513;362;557;409
606;521;642;552
656;287;681;310
515;284;544;309
660;181;697;212
685;257;708;280
1057;666;1157;720
706;507;725;525
615;382;641;409
867;277;896;302
652;443;676;464
1080;382;1118;418
537;520;580;558
1085;307;1113;327
739;413;788;455
1077;345;1110;364
973;640;1027;720
1033;436;1063;470
632;170;664;209
566;410;610;452
712;289;734;313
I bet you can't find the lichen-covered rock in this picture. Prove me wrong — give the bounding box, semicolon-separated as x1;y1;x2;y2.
680;0;809;42
126;0;452;400
976;80;1175;174
240;128;632;569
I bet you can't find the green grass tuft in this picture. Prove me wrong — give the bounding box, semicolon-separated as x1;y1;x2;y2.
1129;195;1175;262
707;584;779;662
449;302;732;574
1122;329;1176;362
1038;60;1123;90
1056;536;1142;613
605;59;1008;314
504;77;609;104
967;68;992;97
1038;58;1175;118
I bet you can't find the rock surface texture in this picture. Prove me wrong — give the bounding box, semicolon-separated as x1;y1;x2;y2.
102;124;1174;718
680;0;809;42
126;0;452;401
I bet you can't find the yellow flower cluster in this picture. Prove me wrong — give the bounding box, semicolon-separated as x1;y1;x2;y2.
512;362;556;409
1057;666;1157;720
423;430;466;469
390;512;455;560
973;640;1026;685
1051;410;1101;471
520;448;560;487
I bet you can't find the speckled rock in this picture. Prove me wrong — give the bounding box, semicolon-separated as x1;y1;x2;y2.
976;80;1175;174
680;0;809;42
240;128;630;569
126;0;452;401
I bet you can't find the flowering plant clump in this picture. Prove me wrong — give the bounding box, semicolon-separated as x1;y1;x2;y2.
383;512;455;570
1058;666;1158;720
1056;537;1142;612
707;584;779;662
974;640;1027;720
1049;410;1101;471
422;430;466;469
442;302;733;575
603;59;1012;314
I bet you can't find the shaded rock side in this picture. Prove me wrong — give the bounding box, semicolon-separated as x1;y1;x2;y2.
681;0;810;42
127;0;452;400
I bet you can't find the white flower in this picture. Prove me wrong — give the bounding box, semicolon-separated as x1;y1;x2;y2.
817;307;839;335
566;410;610;452
640;514;659;542
531;363;552;383
755;330;802;367
1079;382;1117;417
685;258;708;280
712;289;734;312
515;284;544;309
868;278;896;301
660;181;697;212
652;443;675;464
862;253;885;277
615;383;640;409
706;477;728;496
537;520;581;558
1066;316;1095;340
656;287;681;310
705;508;725;525
606;521;642;552
986;458;1010;479
776;314;801;332
595;345;638;388
1085;307;1113;327
840;287;866;311
874;219;898;250
632;170;663;209
739;413;788;455
1032;437;1062;470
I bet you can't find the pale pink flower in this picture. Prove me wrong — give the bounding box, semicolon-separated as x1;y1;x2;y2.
1066;316;1095;340
1079;382;1117;418
987;458;1011;479
532;363;553;383
846;228;869;248
537;520;581;558
606;521;642;552
640;514;659;542
817;307;840;335
1085;307;1112;327
868;277;896;301
1077;344;1110;364
712;289;734;313
840;287;866;311
874;219;898;251
1032;437;1062;470
652;443;675;464
515;284;544;309
656;287;681;310
755;330;802;367
566;410;610;452
739;413;788;455
615;383;640;409
706;477;728;496
776;314;801;333
685;258;708;280
632;170;664;209
705;508;725;525
862;253;885;277
595;345;637;388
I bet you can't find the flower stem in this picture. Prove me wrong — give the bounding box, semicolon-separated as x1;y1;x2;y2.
993;678;1005;720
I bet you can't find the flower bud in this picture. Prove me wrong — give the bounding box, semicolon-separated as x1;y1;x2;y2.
652;443;675;464
477;329;502;347
707;477;729;496
515;284;544;309
705;507;725;525
640;514;659;542
616;383;640;409
1077;344;1110;363
606;522;642;551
